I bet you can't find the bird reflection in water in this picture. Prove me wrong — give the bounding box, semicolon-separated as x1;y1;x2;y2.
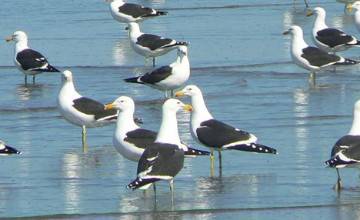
16;84;47;101
112;39;133;66
16;84;45;101
62;153;81;213
192;174;276;211
62;151;104;212
293;89;309;150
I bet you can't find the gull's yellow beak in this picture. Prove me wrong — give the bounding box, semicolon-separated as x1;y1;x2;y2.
5;35;13;42
175;91;185;97
183;104;192;112
346;3;353;13
104;103;114;110
306;9;314;17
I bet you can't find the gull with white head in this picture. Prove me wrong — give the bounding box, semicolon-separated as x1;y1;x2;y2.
57;70;119;152
126;22;188;67
124;45;190;98
127;99;192;203
307;7;360;53
325;99;360;190
5;31;60;84
283;25;356;87
106;0;167;23
176;85;277;176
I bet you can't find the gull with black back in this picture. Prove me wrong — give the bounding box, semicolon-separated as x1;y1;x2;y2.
176;85;277;176
58;70;119;152
6;31;60;85
127;99;192;204
124;45;190;98
325;99;360;191
283;25;357;87
126;22;188;67
307;7;360;53
107;0;167;23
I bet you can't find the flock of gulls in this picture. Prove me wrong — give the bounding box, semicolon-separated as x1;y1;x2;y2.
285;3;360;190
4;0;360;202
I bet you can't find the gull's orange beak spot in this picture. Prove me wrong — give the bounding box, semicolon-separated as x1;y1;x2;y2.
175;91;185;97
183;104;193;112
104;103;114;110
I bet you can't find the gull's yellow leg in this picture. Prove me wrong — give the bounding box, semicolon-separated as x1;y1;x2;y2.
82;125;88;153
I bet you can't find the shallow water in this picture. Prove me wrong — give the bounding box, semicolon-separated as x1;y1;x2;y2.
2;0;360;219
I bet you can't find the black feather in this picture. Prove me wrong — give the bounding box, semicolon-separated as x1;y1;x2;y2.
316;28;354;48
325;155;356;168
163;41;188;48
301;47;340;67
335;58;359;65
227;143;277;154
184;147;210;156
0;145;21;155
136;34;173;50
124;77;143;84
44;65;60;72
72;97;117;120
196;119;251;149
127;177;160;190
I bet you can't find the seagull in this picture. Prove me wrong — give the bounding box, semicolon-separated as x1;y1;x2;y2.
107;0;167;23
0;140;21;155
349;2;360;32
124;45;190;98
57;70;118;152
175;85;277;176
325;99;360;191
104;96;209;162
307;7;360;53
283;25;357;86
127;22;188;67
127;99;192;202
5;31;60;85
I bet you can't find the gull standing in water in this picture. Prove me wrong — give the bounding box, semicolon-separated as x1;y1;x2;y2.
124;45;190;98
57;70;118;152
176;85;277;176
127;99;192;203
325;99;360;190
6;31;60;85
283;25;356;87
126;22;187;67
